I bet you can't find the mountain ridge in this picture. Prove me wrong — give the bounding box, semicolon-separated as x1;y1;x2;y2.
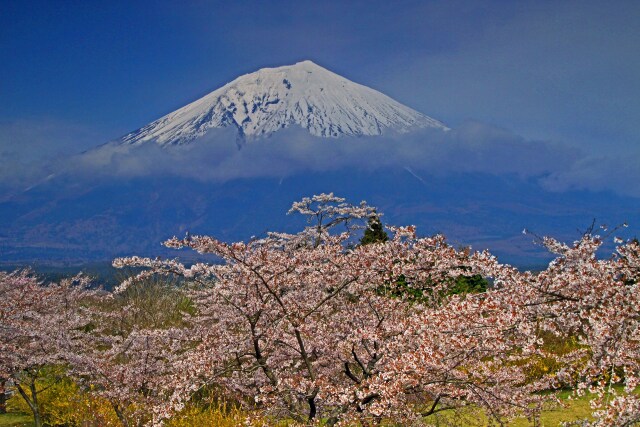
118;60;447;146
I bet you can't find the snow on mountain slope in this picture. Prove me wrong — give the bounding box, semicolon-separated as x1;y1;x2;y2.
119;60;447;146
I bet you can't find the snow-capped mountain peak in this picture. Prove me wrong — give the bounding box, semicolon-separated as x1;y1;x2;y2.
119;60;447;146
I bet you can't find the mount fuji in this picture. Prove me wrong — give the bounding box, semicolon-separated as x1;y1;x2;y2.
2;61;637;269
117;60;446;146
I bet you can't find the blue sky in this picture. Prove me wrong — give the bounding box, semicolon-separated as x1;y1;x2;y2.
1;0;639;193
1;0;639;265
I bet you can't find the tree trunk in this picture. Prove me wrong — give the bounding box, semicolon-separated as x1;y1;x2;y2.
0;379;6;414
113;403;130;427
16;381;42;427
307;395;317;420
29;380;43;427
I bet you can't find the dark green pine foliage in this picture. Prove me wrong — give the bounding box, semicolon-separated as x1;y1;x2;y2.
449;274;488;295
360;214;389;245
380;273;488;303
361;215;488;300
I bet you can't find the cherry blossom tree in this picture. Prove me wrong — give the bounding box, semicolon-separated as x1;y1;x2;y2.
370;231;640;425
524;234;640;426
374;232;640;425
103;194;640;425
0;270;98;427
0;195;629;426
286;192;377;247
73;326;189;426
115;195;513;424
68;276;196;427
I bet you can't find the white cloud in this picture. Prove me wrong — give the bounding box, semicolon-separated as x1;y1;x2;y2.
0;119;102;189
3;118;637;199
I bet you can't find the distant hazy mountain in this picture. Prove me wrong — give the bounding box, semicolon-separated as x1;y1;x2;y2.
118;60;446;146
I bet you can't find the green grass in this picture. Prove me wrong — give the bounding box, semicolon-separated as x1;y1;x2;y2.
511;391;595;426
0;390;630;427
424;389;617;426
0;413;33;427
